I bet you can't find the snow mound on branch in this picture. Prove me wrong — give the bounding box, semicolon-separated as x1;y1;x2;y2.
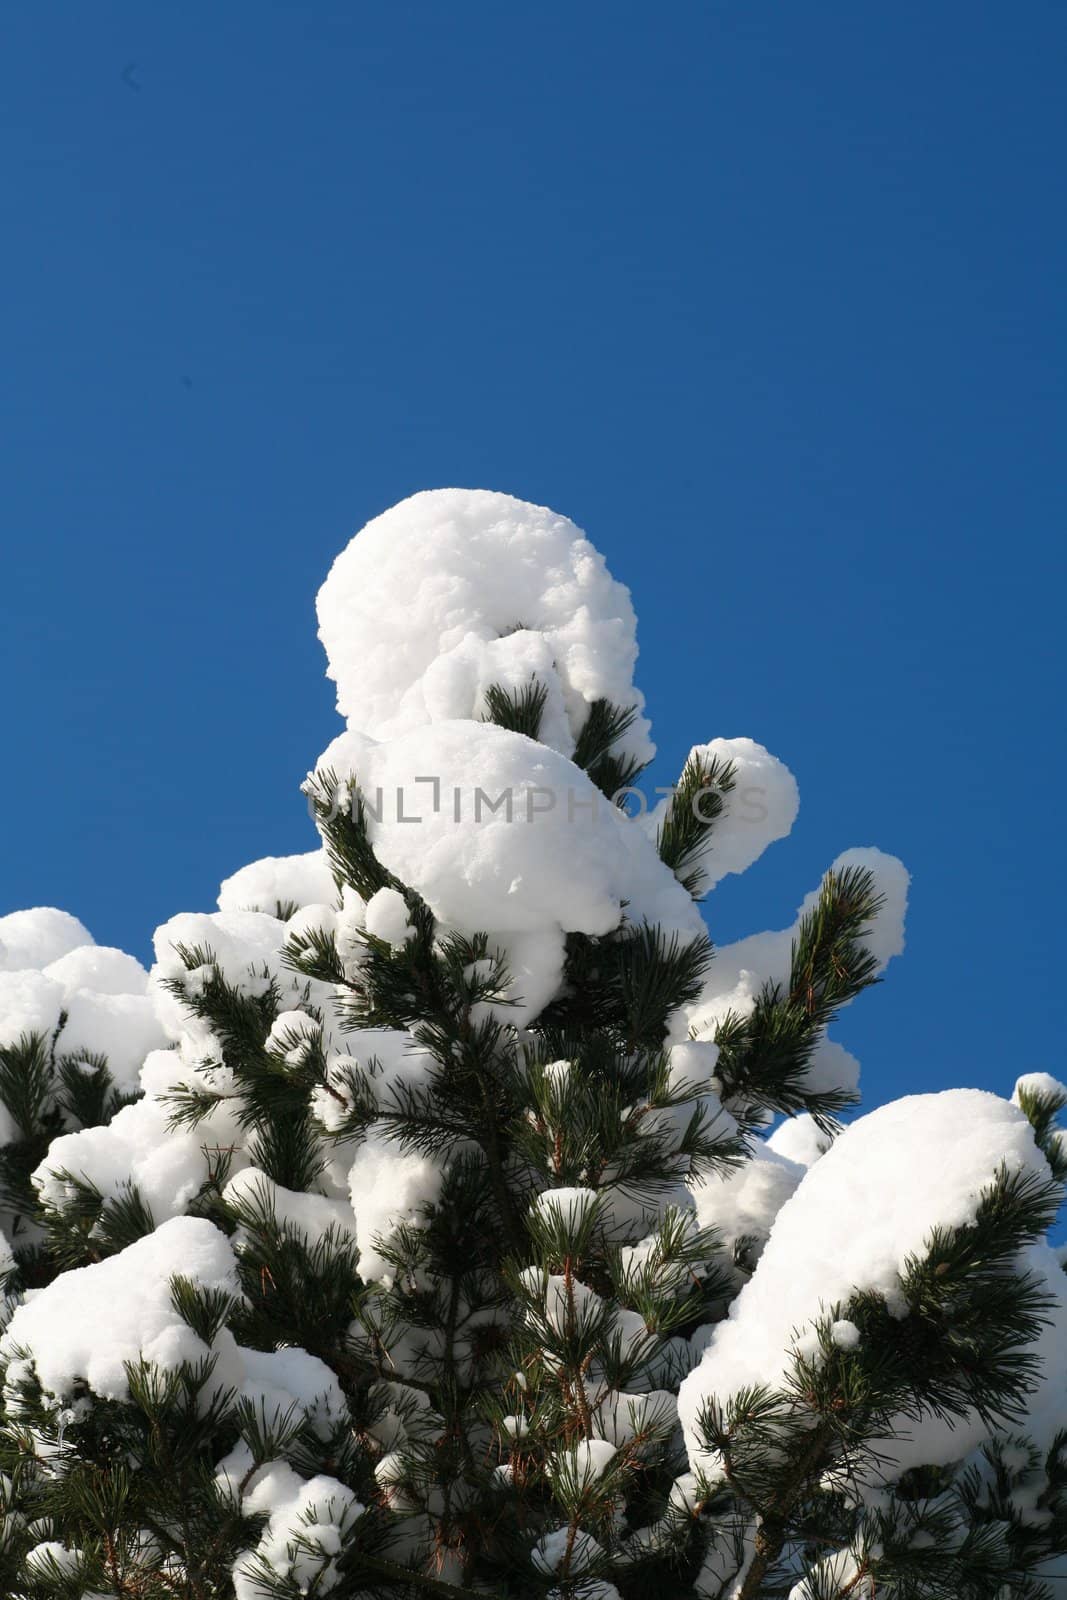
0;970;66;1050
0;908;92;972
364;886;414;945
1014;1071;1067;1106
480;925;567;1030
801;1038;862;1100
0;945;162;1095
314;720;704;944
0;1217;238;1402
57;991;164;1093
149;907;337;1048
218;851;337;915
151;909;287;992
315;1026;436;1121
833;846;909;969
348;1127;446;1285
690;1139;805;1268
24;1542;82;1579
0;917;162;1171
562;1436;618;1484
42;945;148;996
223;1167;357;1246
316;488;653;765
647;737;799;886
766;1114;832;1168
678;1090;1067;1477
232;1461;364;1599
34;1038;252;1226
0;1217;346;1432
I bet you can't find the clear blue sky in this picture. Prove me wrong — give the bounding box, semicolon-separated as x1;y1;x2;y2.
2;3;1063;1114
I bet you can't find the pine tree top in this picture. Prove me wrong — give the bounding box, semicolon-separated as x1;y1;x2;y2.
0;490;1064;1599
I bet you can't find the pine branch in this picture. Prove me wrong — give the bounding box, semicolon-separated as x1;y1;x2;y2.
713;864;885;1128
656;749;738;899
572;697;647;797
481;678;549;740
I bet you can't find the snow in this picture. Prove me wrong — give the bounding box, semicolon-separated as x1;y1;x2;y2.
0;1216;347;1437
827;847;909;970
1014;1071;1067;1107
311;1027;437;1136
232;1461;363;1600
532;1526;606;1576
690;1140;805;1267
223;1168;357;1245
264;1009;321;1060
13;491;1044;1600
34;1040;252;1228
533;1187;600;1232
151;909;288;994
316;488;653;766
238;1343;346;1437
645;738;799;888
0;908;92;973
57;990;165;1093
800;1038;861;1100
594;1388;676;1446
10;491;1017;1591
0;940;164;1094
149;907;338;1052
566;1437;618;1484
0;970;64;1050
696;1520;758;1598
765;1114;832;1168
364;886;415;945
43;945;148;995
34;1092;223;1222
478;924;566;1030
789;1551;870;1600
218;851;337;916
0;1217;239;1403
642;1040;731;1158
347;1127;446;1284
30;893;381;1244
313;720;704;945
679;1090;1067;1480
24;1540;81;1577
346;1027;436;1101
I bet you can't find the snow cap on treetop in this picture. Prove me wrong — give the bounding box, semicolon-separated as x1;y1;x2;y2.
0;907;93;972
316;488;654;765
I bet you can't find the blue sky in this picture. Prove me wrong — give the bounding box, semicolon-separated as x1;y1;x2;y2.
2;3;1063;1114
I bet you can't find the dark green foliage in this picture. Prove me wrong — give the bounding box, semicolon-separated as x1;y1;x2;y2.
222;1174;370;1374
711;864;885;1132
540;922;713;1052
572;697;647;797
0;1022;131;1290
655;749;738;899
482;679;550;741
303;766;394;901
38;1172;157;1271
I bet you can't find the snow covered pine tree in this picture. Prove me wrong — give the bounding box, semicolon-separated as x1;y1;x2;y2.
0;489;1064;1600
